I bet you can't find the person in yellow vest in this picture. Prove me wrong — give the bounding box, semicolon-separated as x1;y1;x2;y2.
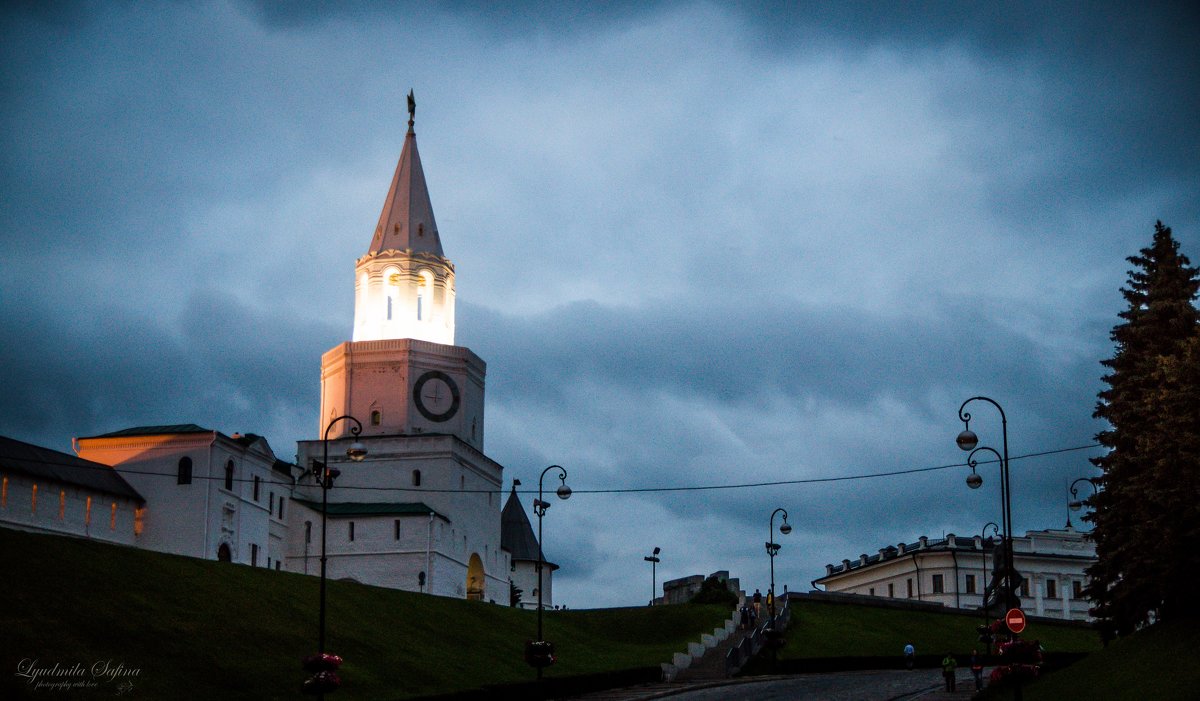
941;652;957;691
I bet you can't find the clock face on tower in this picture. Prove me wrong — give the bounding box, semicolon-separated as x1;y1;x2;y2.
413;370;461;422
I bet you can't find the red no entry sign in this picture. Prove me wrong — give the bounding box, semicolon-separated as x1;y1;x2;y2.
1005;607;1027;634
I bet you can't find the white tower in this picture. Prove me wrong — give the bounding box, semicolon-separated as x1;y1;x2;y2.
293;94;509;601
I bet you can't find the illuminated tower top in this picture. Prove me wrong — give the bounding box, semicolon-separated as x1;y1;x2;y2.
353;91;455;344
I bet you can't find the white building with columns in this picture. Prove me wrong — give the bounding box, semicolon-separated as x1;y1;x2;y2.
812;528;1097;621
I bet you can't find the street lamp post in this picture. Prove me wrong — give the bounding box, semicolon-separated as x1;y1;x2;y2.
956;396;1019;617
532;464;571;679
306;415;367;697
1068;477;1100;529
979;521;1000;654
644;547;661;605
766;508;792;621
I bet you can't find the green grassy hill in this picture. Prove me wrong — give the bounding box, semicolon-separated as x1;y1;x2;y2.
780;597;1101;659
978;618;1198;701
1;527;1115;700
0;528;727;700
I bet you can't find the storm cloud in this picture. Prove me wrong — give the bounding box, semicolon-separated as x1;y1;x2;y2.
2;1;1197;607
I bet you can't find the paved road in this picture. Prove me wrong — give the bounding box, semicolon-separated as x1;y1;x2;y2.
625;669;976;701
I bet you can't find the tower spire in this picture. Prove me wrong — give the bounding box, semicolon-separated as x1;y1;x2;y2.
367;89;442;257
407;89;416;133
353;95;456;346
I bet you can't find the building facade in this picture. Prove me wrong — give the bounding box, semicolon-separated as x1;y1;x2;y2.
74;425;295;569
0;435;144;546
812;528;1097;621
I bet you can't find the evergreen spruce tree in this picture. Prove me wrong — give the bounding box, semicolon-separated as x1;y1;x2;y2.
1086;221;1200;634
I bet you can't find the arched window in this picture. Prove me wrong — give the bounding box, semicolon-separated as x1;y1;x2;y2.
217;543;232;562
177;457;193;485
384;267;401;321
417;269;434;321
412;470;421;487
224;460;234;490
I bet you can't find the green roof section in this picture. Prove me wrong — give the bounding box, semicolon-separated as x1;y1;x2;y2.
87;424;213;438
294;500;440;517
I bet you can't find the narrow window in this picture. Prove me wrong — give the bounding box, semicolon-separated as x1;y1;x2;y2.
110;502;117;530
134;507;144;536
387;295;393;320
269;492;274;515
59;490;66;520
275;561;281;571
888;583;894;598
251;543;259;567
371;410;381;426
869;587;875;596
394;519;401;540
965;574;977;594
253;475;260;502
1020;580;1030;597
224;461;234;490
267;557;271;568
417;270;433;320
932;574;944;594
31;483;37;514
1;475;6;507
1072;580;1083;599
349;521;355;542
278;498;285;520
177;457;193;485
412;470;421;487
1047;579;1058;599
906;578;913;598
305;521;312;544
85;496;92;525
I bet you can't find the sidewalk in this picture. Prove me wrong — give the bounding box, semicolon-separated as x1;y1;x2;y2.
905;669;985;700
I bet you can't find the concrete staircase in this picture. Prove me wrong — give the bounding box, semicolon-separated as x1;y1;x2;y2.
672;625;755;682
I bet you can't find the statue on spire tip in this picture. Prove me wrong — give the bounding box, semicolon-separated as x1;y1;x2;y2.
407;89;416;128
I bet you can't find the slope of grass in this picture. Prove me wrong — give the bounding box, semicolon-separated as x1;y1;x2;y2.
0;528;727;700
979;618;1198;701
780;598;1101;659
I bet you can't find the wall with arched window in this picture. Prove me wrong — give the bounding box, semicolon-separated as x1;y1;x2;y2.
177;457;192;485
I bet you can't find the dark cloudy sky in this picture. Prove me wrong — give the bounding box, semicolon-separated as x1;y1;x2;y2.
2;1;1198;608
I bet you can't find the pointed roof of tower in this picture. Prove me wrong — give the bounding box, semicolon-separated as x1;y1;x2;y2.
502;481;558;569
368;90;443;257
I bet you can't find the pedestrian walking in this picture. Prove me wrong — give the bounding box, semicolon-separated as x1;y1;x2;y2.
970;649;984;691
941;652;957;692
903;643;914;670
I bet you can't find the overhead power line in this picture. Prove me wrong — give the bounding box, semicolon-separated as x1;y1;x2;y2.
3;443;1103;496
